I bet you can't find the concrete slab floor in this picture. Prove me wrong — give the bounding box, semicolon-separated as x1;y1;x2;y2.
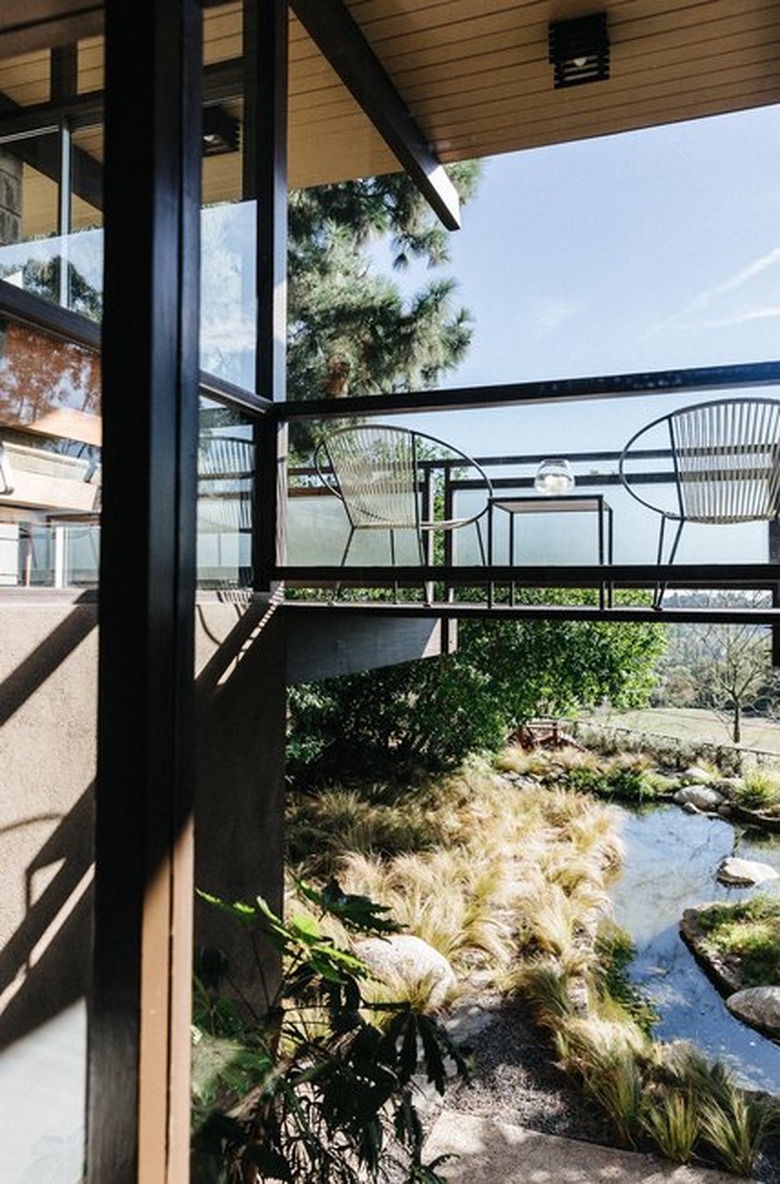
423;1110;754;1184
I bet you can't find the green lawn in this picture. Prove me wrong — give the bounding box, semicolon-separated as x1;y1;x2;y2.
586;707;780;755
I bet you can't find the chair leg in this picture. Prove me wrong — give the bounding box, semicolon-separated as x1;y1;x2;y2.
475;520;489;605
390;529;400;600
654;518;684;609
418;529;433;605
332;526;356;600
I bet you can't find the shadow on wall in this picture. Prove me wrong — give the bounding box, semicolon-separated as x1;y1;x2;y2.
0;594;290;1055
0;786;94;1051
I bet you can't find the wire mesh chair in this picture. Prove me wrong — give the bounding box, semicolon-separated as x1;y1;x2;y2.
197;433;254;584
619;396;780;604
314;424;492;570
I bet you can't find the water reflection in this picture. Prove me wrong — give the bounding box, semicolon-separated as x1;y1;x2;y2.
611;804;780;1094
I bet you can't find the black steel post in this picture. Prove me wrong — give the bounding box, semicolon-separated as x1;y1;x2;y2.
88;0;201;1179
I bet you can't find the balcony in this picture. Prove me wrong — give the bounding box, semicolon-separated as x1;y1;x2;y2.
2;291;780;622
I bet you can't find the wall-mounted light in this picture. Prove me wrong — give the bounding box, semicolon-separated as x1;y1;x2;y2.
203;105;241;156
548;13;610;89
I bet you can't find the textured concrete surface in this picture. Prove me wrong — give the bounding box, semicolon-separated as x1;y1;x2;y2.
423;1110;754;1183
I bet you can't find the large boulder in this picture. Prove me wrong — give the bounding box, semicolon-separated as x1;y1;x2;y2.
726;987;780;1039
673;785;725;812
717;856;780;886
355;934;457;1010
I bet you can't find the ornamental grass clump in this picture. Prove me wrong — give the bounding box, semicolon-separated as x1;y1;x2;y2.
640;1087;700;1163
699;1083;779;1177
734;767;780;816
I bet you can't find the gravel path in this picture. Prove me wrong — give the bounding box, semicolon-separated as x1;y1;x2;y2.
422;993;780;1184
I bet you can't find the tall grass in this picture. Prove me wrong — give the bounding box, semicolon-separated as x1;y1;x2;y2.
285;746;777;1176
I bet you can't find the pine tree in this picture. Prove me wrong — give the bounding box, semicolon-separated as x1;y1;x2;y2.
287;164;481;438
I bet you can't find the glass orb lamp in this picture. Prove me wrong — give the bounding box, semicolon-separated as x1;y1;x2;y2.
534;457;575;495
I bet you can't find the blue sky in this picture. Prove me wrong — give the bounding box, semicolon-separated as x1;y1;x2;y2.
445;103;780;387
379;104;780;563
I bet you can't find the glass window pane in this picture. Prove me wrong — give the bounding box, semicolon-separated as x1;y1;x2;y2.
198;398;254;588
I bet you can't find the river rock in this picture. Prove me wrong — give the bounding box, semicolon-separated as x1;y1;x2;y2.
717;856;780;886
673;785;725;811
726;986;780;1038
712;776;743;799
682;765;716;784
355;934;456;1009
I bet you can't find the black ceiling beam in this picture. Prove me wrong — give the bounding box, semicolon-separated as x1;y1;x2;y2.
289;0;461;231
0;2;102;57
0;90;104;210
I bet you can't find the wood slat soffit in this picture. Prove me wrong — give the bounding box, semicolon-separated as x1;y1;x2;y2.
288;0;780;183
0;1;779;191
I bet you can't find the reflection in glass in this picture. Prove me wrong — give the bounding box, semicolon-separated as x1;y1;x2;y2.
198;399;255;587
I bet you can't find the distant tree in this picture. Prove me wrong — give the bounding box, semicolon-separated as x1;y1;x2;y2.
654;594;780;743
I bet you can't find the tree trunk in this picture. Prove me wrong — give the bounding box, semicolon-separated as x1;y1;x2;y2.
733;701;742;745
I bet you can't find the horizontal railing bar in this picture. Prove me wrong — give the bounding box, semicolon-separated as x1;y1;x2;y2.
0;278;101;349
280;601;780;625
278;562;780;585
274;360;780;420
199;372;272;416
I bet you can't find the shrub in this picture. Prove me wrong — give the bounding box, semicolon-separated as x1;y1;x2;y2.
192;881;468;1183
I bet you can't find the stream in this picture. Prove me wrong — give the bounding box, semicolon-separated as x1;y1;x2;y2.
609;804;780;1095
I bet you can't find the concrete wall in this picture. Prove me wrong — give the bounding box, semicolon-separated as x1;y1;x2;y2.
0;592;290;1179
0;593;97;1182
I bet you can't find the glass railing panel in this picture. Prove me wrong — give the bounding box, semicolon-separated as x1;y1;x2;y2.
0;121;104;318
200;199;255;390
284;386;780;588
197;399;255;588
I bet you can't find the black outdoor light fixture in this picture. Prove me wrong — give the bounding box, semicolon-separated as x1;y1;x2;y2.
548;13;610;89
202;104;241;155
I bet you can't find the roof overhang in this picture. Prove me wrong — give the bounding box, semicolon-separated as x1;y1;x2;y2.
0;2;779;212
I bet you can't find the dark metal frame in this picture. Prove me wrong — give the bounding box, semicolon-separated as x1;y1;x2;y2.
88;2;202;1180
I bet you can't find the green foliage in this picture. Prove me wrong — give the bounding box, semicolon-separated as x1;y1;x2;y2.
594;923;658;1035
287;614;666;781
695;896;780;987
287;165;481;456
558;758;663;806
192;881;468;1183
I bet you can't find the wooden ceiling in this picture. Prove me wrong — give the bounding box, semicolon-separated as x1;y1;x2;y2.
0;1;779;197
289;0;780;185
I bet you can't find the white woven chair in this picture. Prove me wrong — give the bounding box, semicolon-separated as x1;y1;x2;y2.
197;433;253;585
619;396;780;604
314;424;491;568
